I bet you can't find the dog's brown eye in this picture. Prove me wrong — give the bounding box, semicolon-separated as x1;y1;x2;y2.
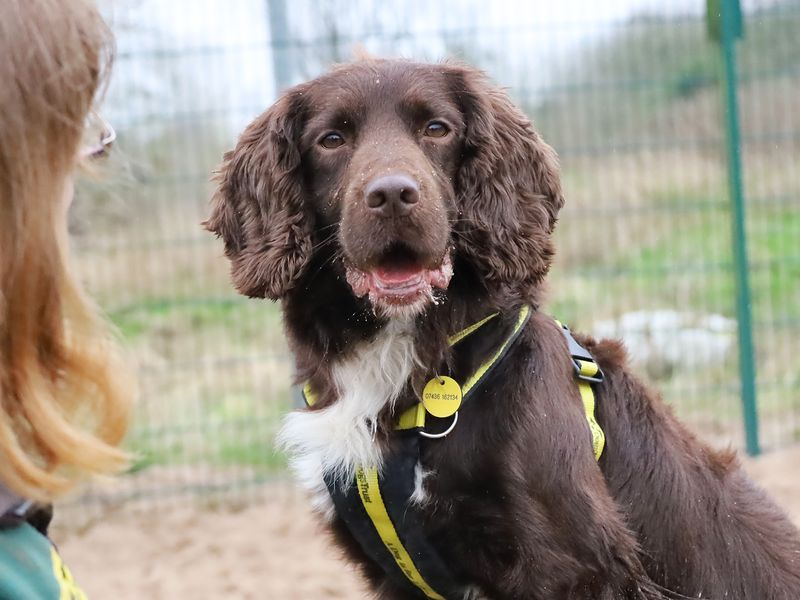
424;121;449;138
320;132;345;149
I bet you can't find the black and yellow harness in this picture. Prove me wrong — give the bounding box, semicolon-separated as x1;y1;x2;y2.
302;306;605;600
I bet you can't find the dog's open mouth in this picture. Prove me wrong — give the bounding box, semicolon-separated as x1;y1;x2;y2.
345;245;453;309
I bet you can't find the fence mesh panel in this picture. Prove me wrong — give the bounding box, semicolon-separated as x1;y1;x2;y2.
62;0;800;515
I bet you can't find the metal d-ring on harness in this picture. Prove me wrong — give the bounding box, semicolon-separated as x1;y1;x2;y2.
418;412;458;439
301;306;606;600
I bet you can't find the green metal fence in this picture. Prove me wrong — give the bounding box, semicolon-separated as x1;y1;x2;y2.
64;0;800;511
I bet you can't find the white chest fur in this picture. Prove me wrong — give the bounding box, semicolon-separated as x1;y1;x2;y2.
277;320;418;521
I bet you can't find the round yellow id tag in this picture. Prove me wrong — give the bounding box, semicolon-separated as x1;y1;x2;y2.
422;376;462;418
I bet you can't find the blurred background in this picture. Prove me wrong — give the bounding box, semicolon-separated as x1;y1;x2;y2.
55;0;799;597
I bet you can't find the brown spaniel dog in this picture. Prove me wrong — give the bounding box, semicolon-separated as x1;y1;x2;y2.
207;59;800;599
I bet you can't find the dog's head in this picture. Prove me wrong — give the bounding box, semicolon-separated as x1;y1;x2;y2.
206;59;564;317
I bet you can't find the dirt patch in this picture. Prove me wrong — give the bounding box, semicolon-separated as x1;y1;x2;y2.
54;447;800;600
54;485;368;600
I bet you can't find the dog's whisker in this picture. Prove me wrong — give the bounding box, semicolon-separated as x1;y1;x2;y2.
310;232;338;252
312;254;341;277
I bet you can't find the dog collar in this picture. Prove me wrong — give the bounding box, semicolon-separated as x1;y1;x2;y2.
302;306;529;435
300;307;605;599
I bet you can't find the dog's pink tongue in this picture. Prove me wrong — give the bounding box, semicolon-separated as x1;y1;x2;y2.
374;260;422;284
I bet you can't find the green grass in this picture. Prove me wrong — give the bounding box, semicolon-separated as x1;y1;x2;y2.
103;294;293;475
216;439;288;470
111;297;283;342
551;189;800;322
127;421;290;472
125;401;292;473
613;198;799;320
547;178;800;447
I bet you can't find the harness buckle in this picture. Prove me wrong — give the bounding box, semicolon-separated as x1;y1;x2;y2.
560;323;605;384
573;358;604;384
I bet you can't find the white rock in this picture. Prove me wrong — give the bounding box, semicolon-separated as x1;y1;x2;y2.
592;310;736;379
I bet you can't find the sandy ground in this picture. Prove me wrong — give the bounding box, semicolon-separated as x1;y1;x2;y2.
54;447;800;600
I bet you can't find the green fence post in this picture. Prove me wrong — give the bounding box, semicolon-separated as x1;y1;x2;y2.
717;0;760;455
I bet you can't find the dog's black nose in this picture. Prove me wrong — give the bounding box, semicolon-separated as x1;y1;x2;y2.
365;174;419;218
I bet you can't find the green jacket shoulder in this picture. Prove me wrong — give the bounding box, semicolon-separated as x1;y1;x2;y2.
0;522;85;600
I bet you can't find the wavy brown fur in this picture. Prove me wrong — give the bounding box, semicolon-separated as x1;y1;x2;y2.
207;59;800;599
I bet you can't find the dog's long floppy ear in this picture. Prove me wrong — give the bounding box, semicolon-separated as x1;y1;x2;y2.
447;65;565;302
205;88;312;300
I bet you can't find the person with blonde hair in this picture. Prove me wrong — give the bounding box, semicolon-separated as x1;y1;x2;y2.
0;0;134;595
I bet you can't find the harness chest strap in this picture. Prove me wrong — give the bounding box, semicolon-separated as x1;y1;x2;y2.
354;468;447;600
301;308;605;599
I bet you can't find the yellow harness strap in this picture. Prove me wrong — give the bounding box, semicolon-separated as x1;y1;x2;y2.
396;402;427;430
446;311;498;345
355;468;446;600
396;310;605;462
575;359;606;461
556;320;606;461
